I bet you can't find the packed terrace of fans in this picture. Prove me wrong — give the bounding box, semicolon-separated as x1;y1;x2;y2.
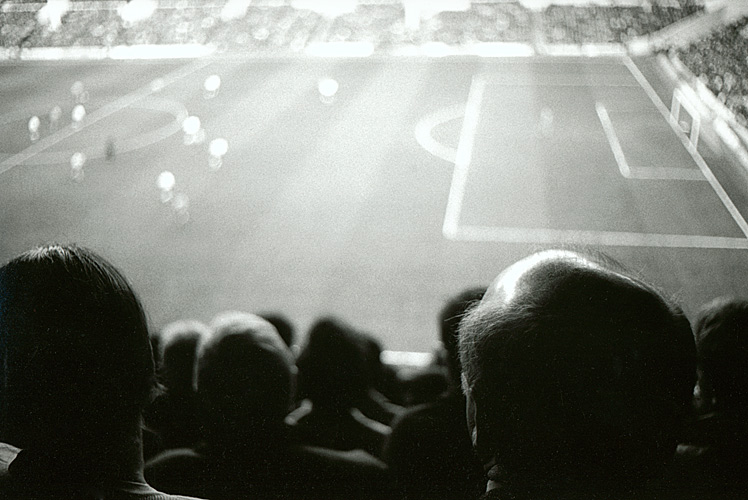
6;0;746;124
677;16;748;126
0;1;699;49
5;1;748;125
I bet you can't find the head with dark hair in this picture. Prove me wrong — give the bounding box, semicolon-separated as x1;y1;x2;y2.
459;250;695;497
358;331;385;388
158;320;209;393
199;311;295;443
259;313;296;349
440;287;486;386
0;244;156;480
296;317;369;409
693;297;748;416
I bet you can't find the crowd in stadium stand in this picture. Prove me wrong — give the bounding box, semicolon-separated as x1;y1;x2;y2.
676;16;748;127
541;4;696;44
0;1;701;51
1;243;748;499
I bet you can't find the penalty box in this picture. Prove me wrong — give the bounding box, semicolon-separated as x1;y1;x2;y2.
442;61;748;249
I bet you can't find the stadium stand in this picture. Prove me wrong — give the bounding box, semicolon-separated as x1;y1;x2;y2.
0;1;705;52
676;16;748;127
541;4;698;44
417;3;533;45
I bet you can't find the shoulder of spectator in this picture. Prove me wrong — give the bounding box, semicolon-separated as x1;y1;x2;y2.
285;399;313;426
0;443;20;473
351;408;391;436
298;444;387;470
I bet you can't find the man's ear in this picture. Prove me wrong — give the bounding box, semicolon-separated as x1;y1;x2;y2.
466;387;478;448
463;378;493;464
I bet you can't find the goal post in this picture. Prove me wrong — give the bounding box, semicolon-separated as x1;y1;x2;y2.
671;87;702;149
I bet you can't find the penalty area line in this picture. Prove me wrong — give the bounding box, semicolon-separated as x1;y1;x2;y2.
453;225;748;249
623;56;748;240
443;75;485;239
596;102;705;181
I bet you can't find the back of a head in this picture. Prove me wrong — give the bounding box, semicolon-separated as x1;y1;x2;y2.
0;244;155;450
296;317;369;408
159;320;209;392
459;250;695;494
694;297;748;416
359;331;385;390
198;311;295;438
440;287;486;385
259;313;296;349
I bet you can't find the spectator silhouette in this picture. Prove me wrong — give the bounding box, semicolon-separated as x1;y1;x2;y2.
672;297;748;496
259;312;296;351
398;366;450;407
288;317;391;458
146;311;390;499
146;320;209;456
0;244;202;499
385;287;486;500
356;333;404;426
459;250;695;500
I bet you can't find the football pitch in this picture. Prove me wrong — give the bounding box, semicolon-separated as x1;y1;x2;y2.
2;55;748;352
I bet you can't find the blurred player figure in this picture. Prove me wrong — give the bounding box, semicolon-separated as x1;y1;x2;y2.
28;116;40;142
105;136;116;162
49;106;62;131
538;107;554;137
70;152;86;183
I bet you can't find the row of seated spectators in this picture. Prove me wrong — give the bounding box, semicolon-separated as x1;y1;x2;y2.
0;2;699;51
143;288;486;500
1;243;747;499
676;16;748;128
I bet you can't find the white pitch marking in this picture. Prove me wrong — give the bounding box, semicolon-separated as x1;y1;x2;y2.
420;61;745;249
597;102;632;178
477;80;641;88
596;102;704;181
0;58;211;177
623;55;748;240
449;224;748;249
442;76;486;239
414;103;464;164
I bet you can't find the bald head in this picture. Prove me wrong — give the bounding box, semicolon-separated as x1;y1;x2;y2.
459;250;695;492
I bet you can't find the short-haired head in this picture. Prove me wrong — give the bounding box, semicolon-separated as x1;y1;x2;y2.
198;311;295;436
693;297;748;416
0;244;156;450
459;250;695;493
259;312;296;349
158;320;209;392
296;317;369;409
